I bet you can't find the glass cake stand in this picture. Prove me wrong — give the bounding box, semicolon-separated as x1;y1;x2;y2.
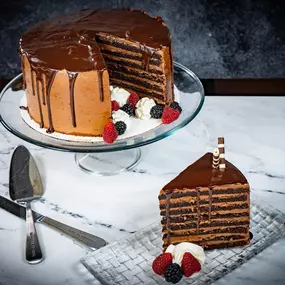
0;62;204;175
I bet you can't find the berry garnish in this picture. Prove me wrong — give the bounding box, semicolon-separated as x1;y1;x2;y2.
162;106;180;124
170;101;182;113
111;100;120;111
114;121;127;135
120;103;134;116
164;263;183;284
152;253;173;275
181;252;201;278
127;92;140;108
150;104;164;119
103;122;118;144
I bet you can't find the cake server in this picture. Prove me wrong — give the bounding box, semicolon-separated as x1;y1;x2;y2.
9;145;44;264
0;194;107;250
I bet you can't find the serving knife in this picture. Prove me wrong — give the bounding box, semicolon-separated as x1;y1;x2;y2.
10;145;44;264
0;195;107;250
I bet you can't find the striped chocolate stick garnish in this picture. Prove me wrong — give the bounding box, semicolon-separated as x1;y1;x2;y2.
212;148;220;169
218;137;226;170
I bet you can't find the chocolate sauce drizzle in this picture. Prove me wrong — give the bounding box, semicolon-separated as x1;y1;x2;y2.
140;44;155;71
98;70;104;102
45;71;57;133
35;79;44;128
21;60;26;89
30;70;35;96
20;106;28;111
41;74;46;105
196;187;201;234
68;72;78;127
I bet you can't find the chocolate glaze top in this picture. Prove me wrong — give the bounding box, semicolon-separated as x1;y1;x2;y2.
162;153;248;193
19;9;171;72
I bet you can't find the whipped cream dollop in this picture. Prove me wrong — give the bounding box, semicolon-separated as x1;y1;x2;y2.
166;242;206;266
112;109;131;128
135;97;156;120
111;87;130;107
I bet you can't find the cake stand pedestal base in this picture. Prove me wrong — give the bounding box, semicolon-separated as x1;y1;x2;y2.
74;149;141;176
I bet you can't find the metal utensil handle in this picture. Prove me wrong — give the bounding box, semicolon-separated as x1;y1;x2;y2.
42;216;107;250
26;202;43;264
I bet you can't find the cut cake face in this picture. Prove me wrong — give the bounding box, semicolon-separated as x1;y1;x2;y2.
159;152;250;250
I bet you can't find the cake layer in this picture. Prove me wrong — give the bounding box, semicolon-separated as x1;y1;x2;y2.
161;216;249;231
106;64;165;84
96;35;163;59
160;202;249;216
159;184;249;200
159;194;249;210
163;234;249;244
162;213;249;226
100;47;162;67
163;239;250;250
163;227;249;239
110;78;166;102
109;70;164;93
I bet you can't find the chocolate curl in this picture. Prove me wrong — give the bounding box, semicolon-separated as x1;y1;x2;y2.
212;148;220;169
218;137;226;170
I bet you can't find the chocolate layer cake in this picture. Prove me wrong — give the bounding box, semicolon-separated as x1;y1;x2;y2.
159;153;250;250
19;9;174;136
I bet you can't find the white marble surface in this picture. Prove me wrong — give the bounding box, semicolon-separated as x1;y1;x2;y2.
0;96;285;285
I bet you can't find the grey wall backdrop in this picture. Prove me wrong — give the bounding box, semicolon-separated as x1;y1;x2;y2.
0;0;285;79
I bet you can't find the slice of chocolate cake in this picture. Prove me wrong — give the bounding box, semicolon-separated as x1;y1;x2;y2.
159;138;250;250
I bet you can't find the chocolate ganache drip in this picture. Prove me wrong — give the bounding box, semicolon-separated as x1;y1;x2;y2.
19;9;171;133
68;72;78;128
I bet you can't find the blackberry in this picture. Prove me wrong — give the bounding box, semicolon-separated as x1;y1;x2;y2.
164;263;183;284
170;101;182;113
120;103;134;116
114;121;127;135
150;104;164;119
250;231;253;240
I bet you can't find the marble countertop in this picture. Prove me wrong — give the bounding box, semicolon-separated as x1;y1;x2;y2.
0;96;285;285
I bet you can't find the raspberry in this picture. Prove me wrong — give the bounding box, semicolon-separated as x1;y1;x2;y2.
162;106;180;124
127;92;140;108
152;253;172;275
111;100;120;111
120;103;134;116
150;104;164;119
164;263;183;284
170;101;182;113
114;121;127;135
181;252;201;278
103;122;118;144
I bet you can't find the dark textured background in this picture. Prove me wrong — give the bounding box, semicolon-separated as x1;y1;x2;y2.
0;0;285;79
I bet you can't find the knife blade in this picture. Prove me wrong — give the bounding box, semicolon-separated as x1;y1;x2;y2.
0;195;107;250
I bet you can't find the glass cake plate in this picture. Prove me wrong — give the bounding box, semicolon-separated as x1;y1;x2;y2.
81;193;285;285
0;62;204;175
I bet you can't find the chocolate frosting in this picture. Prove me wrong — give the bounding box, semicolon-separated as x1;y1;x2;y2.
162;153;248;192
19;9;171;72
